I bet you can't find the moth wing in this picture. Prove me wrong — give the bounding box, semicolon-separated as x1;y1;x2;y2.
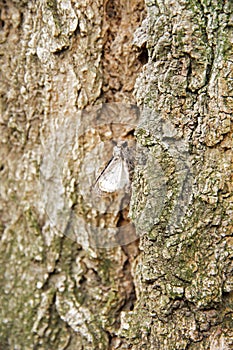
98;157;123;193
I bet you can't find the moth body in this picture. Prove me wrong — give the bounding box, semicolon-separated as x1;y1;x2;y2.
94;141;132;195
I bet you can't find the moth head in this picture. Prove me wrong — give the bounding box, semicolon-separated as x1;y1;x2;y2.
112;140;128;157
113;145;122;157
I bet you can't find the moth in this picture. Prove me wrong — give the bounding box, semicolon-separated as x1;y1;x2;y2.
93;141;134;196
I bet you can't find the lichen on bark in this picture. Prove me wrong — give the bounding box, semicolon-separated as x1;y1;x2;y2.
119;0;233;348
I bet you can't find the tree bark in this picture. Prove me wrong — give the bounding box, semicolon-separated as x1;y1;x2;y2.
0;0;232;350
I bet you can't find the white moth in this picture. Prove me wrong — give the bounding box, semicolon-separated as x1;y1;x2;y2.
94;141;131;195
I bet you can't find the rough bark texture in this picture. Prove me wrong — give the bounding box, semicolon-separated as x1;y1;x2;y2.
0;1;232;350
126;1;233;349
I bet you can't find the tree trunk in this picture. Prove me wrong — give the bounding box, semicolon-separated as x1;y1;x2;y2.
0;0;232;349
